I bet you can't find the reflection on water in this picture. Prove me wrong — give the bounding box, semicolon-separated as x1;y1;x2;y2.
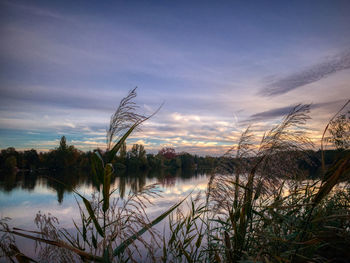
0;168;211;230
0;169;92;203
0;168;211;258
0;168;210;202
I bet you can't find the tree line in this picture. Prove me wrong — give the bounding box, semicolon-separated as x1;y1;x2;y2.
0;136;218;172
1;135;349;181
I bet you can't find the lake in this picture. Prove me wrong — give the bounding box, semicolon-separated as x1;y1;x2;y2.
0;169;211;260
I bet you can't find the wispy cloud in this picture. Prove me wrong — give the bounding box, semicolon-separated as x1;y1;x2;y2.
249;105;296;121
259;50;350;96
247;100;346;124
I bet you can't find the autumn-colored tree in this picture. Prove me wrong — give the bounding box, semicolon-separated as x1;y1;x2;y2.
158;147;176;160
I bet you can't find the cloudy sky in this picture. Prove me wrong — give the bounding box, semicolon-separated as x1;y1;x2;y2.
0;0;349;155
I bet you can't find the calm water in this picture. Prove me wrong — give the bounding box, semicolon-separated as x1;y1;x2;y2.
0;169;210;259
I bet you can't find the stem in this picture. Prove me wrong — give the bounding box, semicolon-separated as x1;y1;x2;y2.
321;100;350;171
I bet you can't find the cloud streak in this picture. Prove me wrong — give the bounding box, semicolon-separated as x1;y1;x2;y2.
260;50;350;96
249;105;296;121
247;100;346;124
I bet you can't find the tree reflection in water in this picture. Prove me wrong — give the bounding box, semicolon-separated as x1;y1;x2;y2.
0;168;212;202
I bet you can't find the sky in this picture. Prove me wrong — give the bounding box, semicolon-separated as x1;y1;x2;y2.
0;0;350;155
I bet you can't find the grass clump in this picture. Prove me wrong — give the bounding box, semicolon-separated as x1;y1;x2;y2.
166;103;350;263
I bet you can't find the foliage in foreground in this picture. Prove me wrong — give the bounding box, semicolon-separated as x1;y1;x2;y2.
0;93;350;262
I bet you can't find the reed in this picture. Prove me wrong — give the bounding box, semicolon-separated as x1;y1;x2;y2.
0;88;178;263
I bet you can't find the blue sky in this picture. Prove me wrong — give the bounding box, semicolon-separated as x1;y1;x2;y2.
0;0;350;155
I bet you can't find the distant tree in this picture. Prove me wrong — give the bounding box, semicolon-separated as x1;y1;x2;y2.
1;147;18;160
4;156;17;170
203;155;217;168
58;136;68;151
23;149;40;169
127;144;147;169
158;147;176;160
46;136;81;169
328;111;350;150
146;153;162;168
178;152;195;170
119;142;127;159
0;148;18;170
130;144;146;160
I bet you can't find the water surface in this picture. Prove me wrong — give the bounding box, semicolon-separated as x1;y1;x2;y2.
0;169;210;259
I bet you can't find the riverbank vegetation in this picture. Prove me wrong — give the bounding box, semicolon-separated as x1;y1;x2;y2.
1;140;348;180
0;138;218;173
0;90;349;262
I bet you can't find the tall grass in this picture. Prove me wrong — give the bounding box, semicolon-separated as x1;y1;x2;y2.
170;103;350;263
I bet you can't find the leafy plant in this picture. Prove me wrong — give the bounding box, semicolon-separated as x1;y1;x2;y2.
162;193;207;263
